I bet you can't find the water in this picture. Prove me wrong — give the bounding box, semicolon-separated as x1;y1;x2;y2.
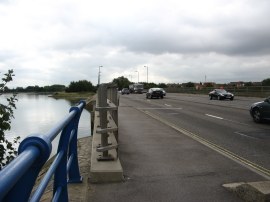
0;93;91;156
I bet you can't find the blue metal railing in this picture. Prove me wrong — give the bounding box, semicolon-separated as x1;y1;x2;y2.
0;100;86;202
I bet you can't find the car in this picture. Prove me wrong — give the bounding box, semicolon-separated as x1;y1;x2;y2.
250;97;270;123
121;88;130;95
160;88;166;96
146;88;164;99
209;89;234;100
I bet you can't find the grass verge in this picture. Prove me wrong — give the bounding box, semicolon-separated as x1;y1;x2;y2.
50;92;95;102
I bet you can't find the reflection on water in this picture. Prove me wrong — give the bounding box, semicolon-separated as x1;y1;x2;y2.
0;93;91;157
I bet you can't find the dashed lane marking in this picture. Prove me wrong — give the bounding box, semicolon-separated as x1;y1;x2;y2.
137;107;182;110
234;131;258;139
206;114;251;126
205;114;223;120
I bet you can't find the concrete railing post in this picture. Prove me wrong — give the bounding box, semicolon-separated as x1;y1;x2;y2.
111;87;118;141
98;84;110;159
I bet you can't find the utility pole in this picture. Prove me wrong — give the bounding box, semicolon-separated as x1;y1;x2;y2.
98;66;102;86
144;66;148;83
135;71;139;83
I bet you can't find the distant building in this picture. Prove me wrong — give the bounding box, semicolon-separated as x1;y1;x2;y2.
229;81;245;88
203;82;216;87
229;81;262;87
251;82;262;86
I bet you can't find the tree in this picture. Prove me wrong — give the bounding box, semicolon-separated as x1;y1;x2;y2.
25;85;42;92
142;82;157;89
66;80;95;92
43;84;66;92
185;82;195;87
204;83;214;88
112;76;131;89
244;82;253;87
262;78;270;86
0;69;20;170
158;83;167;88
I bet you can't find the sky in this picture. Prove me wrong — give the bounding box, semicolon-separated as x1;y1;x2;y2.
0;0;270;88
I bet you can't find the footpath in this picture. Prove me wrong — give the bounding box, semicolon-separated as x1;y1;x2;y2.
46;103;269;201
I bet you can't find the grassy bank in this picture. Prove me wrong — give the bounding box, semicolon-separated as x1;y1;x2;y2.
50;92;95;102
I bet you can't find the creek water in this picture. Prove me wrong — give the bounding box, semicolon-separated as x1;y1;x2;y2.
0;93;91;156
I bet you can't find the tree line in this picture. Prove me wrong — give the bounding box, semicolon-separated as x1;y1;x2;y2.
4;80;96;93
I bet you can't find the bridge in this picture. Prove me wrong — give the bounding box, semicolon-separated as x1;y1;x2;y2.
1;84;270;201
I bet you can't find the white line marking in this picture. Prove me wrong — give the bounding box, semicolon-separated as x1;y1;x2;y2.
234;132;257;139
164;104;172;107
138;107;182;110
205;114;223;120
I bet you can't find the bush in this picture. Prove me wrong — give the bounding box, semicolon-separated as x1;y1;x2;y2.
0;69;20;170
66;80;96;92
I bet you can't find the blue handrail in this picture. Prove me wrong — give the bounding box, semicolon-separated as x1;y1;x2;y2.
0;100;86;202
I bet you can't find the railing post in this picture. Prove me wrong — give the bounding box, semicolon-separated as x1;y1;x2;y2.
97;84;113;160
52;101;85;202
111;86;119;141
53;122;73;202
68;101;85;183
51;101;83;201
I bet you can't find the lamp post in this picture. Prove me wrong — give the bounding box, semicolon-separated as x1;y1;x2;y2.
98;65;102;86
144;66;148;83
135;71;139;83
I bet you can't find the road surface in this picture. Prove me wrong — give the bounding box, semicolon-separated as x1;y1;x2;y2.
120;93;270;176
89;93;268;202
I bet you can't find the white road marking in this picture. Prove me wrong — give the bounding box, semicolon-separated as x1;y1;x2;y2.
234;132;257;139
205;114;249;126
164;104;172;107
205;114;223;120
138;107;182;110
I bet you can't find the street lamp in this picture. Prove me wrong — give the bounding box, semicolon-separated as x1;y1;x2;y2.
98;65;102;86
135;71;139;83
144;66;148;83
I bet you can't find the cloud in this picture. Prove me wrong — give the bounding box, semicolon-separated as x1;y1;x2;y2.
1;0;270;87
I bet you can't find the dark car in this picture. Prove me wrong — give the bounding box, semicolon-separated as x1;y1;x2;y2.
209;89;234;100
250;97;270;123
121;88;130;95
146;88;164;99
160;88;166;96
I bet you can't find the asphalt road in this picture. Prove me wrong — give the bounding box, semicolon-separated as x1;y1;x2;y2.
89;92;268;202
120;93;270;177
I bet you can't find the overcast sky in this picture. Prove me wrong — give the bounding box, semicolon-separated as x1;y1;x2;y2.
1;0;270;88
